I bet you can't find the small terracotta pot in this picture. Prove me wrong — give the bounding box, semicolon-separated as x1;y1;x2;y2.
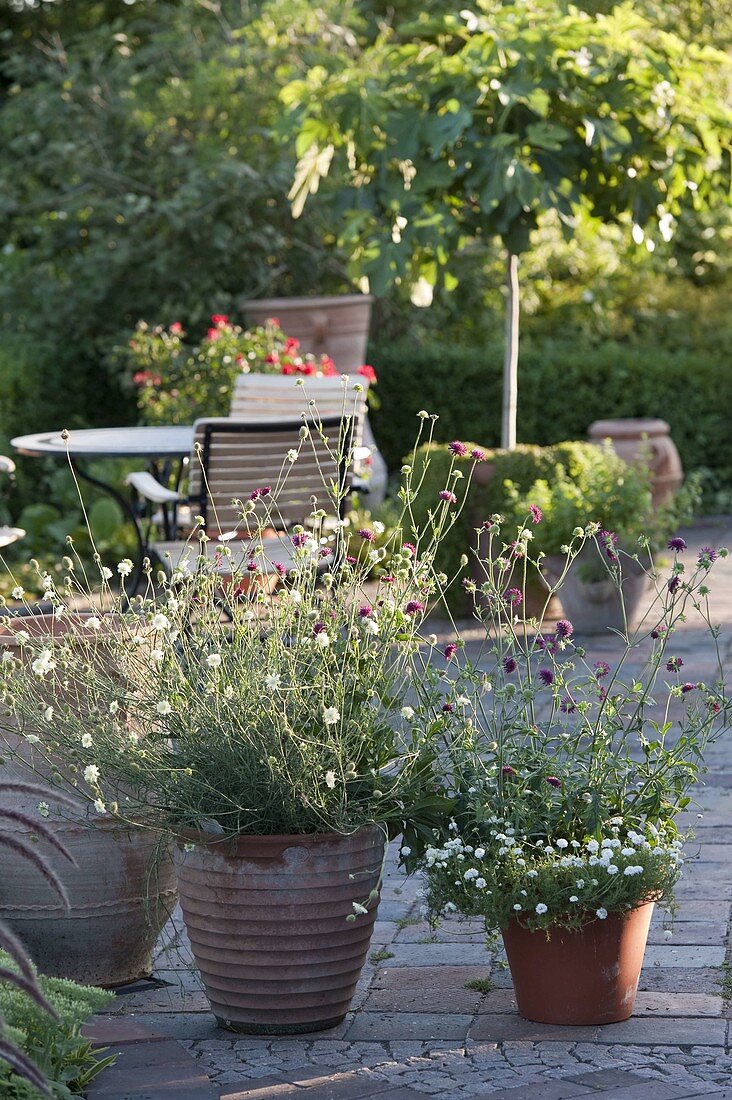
174;825;386;1033
502;902;654;1025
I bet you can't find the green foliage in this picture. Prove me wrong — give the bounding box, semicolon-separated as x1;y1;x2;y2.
0;953;114;1098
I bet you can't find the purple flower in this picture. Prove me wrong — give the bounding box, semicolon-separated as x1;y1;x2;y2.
503;656;517;674
246;560;258;572
359;528;375;542
529;504;543;524
538;668;554;686
442;702;454;713
273;562;287;578
681;682;696;694
555;619;573;639
319;548;332;559
405;601;424;615
345;555;357;565
471;448;486;461
358;605;373;618
505;587;523;607
698;546;718;566
291;532;308;548
444;643;458;660
650;625;667;639
599;530;619;563
594;661;610;679
462;578;477;593
449;440;468;457
439;490;457;504
501;765;517;778
666;656;683;672
313;622;327;635
667;537;687;552
381;575;395;584
545;775;562;789
668;575;681;594
402;542;416;558
560;697;576;714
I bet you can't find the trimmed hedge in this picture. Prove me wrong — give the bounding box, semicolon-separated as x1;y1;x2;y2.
368;337;732;494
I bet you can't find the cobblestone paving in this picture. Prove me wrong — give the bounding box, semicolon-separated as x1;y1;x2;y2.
97;519;732;1098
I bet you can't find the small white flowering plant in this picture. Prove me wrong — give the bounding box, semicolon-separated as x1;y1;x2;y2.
0;409;481;848
413;513;730;932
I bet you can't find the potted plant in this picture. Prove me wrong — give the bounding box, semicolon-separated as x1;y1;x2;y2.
1;416;476;1033
411;518;729;1025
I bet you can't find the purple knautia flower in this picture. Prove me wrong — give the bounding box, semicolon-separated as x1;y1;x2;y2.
667;537;687;552
538;668;554;686
505;587;523;606
598;685;607;701
503;656;517;674
291;532;308;548
358;528;376;542
449;440;468;457
462;578;477;592
535;634;557;655
594;661;610;678
345;555;357;565
273;562;287;577
668;575;681;594
405;600;424;615
439;490;457;504
501;765;517;778
471;448;486;461
667;656;683;672
600;529;619;562
402;542;416;557
319;548;333;559
313;622;327;635
698;546;718;566
555;619;573;639
381;575;395;584
560;697;576;714
260;485;272;497
442;702;454;713
708;698;722;714
650;625;667;639
246;560;258;572
681;682;696;694
444;643;458;660
545;775;562;789
249;489;262;501
529;504;543;524
359;605;373;618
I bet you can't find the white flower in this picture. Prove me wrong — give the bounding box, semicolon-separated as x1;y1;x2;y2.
513;903;522;911
25;735;40;744
93;799;107;814
32;650;56;678
474;847;485;859
325;770;336;789
84;764;100;785
362;618;379;636
1;650;13;664
101;567;113;581
289;590;302;604
314;630;330;648
596;907;608;920
586;839;599;853
535;903;548;915
556;839;569;849
623;865;644;876
463;868;479;881
323;706;340;726
621;847;637;857
264;673;281;692
223;685;234;699
664;929;673;941
206;653;222;669
400;846;412;857
81;733;93;749
569;895;579;903
401;706;415;720
117;559;134;577
150;649;164;663
606;865;619;875
456;695;470;707
11;587;24;600
109;701;119;715
286;448;298;463
575;879;585;888
475;877;487;889
372;521;385;535
352;902;368;916
43;706;53;722
151;613;171;631
86;616;102;631
37;802;49;818
156;700;172;716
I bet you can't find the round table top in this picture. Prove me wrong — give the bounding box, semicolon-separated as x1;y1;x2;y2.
11;425;194;460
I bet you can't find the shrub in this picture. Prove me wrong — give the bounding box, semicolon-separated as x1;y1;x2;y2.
0;952;114;1098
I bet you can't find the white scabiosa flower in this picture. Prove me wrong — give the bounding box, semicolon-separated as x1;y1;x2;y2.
474;847;485;859
401;706;415;720
569;895;579;903
11;587;24;600
101;567;113;581
325;770;336;789
535;903;548;915
150;649;164;663
93;799;107;814
86;616;102;631
286;449;298;464
606;865;619;875
109;701;119;715
264;673;281;692
25;735;40;745
43;706;53;722
37;802;50;818
32;650;56;678
475;877;487;889
596;907;608;920
352;902;368;916
84;764;100;785
623;865;644;876
314;630;330;648
81;733;93;749
117;559;134;577
323;706;340;726
205;653;222;669
400;846;412;857
556;839;569;849
156;700;172;716
151;613;171;632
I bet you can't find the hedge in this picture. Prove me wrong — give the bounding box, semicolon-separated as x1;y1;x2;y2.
368;337;732;495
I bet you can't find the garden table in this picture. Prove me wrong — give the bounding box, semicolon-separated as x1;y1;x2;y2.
11;425;195;592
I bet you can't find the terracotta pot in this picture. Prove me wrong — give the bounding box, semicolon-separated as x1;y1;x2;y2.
242;294;373;374
174;825;386;1033
542;550;651;635
588;418;683;509
0;613;177;986
0;816;176;986
502;902;654;1025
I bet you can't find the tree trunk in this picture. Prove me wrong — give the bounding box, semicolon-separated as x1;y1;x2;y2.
501;251;520;451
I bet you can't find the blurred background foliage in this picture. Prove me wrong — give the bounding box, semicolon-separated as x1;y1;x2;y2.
0;0;730;558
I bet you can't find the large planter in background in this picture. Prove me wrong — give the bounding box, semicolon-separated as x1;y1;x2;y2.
242;294;387;503
543;549;651;635
174;825;386;1033
588;418;683;509
0;613;177;986
502;902;654;1025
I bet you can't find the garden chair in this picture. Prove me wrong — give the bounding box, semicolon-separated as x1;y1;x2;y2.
125;415;356;575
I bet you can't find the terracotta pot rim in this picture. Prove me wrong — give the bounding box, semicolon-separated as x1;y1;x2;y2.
242;293;373;310
175;823;385;849
504;896;656;935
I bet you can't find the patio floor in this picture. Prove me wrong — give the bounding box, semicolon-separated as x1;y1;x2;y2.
87;517;732;1099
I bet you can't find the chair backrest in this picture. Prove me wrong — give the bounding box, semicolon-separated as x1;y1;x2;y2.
188;415;350;535
230;373;367;448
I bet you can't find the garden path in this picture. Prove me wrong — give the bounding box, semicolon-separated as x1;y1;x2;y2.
87;517;732;1100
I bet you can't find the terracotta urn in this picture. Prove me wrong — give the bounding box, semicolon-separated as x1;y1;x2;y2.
174;825;386;1033
502;902;654;1025
242;294;373;374
588;419;683;508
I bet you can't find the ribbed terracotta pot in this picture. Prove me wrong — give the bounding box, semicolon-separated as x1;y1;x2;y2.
174;825;386;1033
502;902;654;1025
0;816;176;986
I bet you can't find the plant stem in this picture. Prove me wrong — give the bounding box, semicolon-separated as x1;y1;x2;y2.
501;251;519;451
